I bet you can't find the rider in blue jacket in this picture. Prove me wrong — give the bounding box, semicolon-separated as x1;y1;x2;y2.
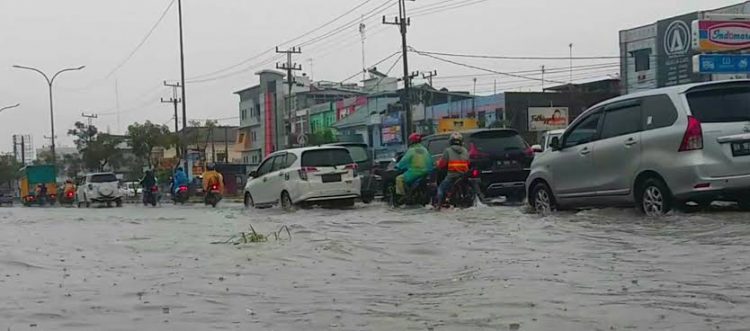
172;167;189;194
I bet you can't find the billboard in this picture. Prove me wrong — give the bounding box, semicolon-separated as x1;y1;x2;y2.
528;107;569;132
693;20;750;52
693;54;750;73
382;126;402;145
657;13;701;87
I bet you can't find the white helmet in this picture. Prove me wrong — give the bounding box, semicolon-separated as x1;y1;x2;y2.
449;132;464;145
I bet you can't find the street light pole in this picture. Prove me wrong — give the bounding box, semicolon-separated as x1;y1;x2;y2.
13;65;85;166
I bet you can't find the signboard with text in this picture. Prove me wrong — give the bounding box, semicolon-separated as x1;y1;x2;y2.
657;13;701;87
693;20;750;52
528;107;569;132
693;54;750;73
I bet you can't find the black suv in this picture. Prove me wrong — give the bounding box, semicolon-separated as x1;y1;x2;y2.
422;129;533;202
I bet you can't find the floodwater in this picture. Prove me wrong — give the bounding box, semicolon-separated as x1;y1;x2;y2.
1;202;749;330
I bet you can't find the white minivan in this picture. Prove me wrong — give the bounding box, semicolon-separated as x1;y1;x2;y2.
243;146;361;210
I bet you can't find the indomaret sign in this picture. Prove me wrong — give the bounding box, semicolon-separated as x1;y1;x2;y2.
693;20;750;52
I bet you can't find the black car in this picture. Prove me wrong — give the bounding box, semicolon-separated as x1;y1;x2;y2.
327;142;381;203
422;129;533;202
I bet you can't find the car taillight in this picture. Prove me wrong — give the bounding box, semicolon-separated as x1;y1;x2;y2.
679;116;703;152
344;163;358;177
298;167;318;181
471;169;480;178
469;143;488;160
178;186;188;192
66;192;74;198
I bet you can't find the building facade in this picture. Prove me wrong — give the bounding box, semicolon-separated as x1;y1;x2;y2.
620;1;750;94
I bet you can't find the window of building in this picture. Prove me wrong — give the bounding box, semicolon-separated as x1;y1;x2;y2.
238;133;246;144
632;49;651;72
251;131;257;141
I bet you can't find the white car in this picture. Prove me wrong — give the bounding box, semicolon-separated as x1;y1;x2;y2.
243;146;361;210
76;172;124;207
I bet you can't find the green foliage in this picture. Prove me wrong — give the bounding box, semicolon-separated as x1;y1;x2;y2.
127;121;174;168
309;129;338;146
68;122;123;172
0;155;22;184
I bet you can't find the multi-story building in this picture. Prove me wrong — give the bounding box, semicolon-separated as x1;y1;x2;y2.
619;1;750;94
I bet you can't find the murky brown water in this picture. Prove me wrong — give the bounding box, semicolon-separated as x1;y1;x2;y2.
1;203;749;330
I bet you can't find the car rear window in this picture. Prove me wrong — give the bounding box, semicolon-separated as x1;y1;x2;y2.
342;145;369;163
688;86;750;123
470;131;528;154
90;174;117;183
426;138;449;155
301;149;353;167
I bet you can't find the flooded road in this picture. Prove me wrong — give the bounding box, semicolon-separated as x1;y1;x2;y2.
1;203;749;330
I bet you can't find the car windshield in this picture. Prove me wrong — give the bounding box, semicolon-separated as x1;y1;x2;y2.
90;174;118;183
688;86;750;123
342;145;369;163
301;149;353;167
470;131;528;153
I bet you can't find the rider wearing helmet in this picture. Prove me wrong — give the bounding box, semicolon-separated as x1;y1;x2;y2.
202;163;224;194
436;132;470;208
395;133;434;197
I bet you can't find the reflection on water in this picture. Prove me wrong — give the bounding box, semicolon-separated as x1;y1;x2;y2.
0;204;749;330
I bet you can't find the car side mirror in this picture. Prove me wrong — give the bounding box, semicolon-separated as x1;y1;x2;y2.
249;171;258;178
549;137;561;151
531;144;543;153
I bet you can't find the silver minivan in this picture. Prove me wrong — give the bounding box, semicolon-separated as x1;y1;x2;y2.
527;80;750;216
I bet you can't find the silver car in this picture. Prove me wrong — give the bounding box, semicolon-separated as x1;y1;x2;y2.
527;80;750;216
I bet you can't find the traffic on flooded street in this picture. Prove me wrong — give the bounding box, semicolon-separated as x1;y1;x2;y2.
5;0;750;330
1;203;749;330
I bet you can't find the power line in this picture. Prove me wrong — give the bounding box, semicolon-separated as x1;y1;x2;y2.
340;50;401;82
416;49;623;60
412;48;568;84
412;0;490;17
433;62;619;81
106;0;177;78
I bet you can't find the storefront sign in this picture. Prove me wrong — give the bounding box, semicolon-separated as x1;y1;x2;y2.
693;54;750;73
382;126;402;145
528;107;569;132
693;20;750;52
657;13;700;87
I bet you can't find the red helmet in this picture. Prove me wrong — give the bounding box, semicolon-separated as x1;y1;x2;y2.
408;133;422;145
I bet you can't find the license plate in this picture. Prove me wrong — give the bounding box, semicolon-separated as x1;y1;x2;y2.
731;141;750;157
496;160;518;168
322;174;342;183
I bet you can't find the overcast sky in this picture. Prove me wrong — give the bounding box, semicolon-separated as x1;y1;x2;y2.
0;0;741;152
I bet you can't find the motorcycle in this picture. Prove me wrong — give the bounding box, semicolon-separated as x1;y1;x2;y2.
59;190;76;206
205;184;222;208
173;185;190;204
143;185;159;207
386;173;436;208
439;170;479;209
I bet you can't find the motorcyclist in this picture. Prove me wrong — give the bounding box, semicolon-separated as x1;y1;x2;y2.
172;167;189;195
395;133;434;197
436;132;470;209
202;163;224;195
139;169;157;201
63;179;76;197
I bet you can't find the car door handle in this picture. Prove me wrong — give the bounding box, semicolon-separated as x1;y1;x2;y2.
625;139;637;146
579;148;591;156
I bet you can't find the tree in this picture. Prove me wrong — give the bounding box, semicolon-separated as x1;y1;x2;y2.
68;122;123;172
34;149;55;165
0;155;21;186
127;121;174;168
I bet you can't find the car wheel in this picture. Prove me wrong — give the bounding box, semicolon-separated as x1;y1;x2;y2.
361;192;375;204
530;182;555;214
281;191;295;211
637;177;672;217
115;199;123;208
339;198;356;208
737;195;750;211
244;192;254;209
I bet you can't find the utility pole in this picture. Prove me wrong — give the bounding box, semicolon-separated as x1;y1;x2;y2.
276;46;302;149
384;0;415;138
472;77;477;114
541;65;546;91
177;0;187;132
20;136;25;166
569;43;574;84
224;126;229;163
422;70;437;86
360;17;367;83
161;81;182;134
